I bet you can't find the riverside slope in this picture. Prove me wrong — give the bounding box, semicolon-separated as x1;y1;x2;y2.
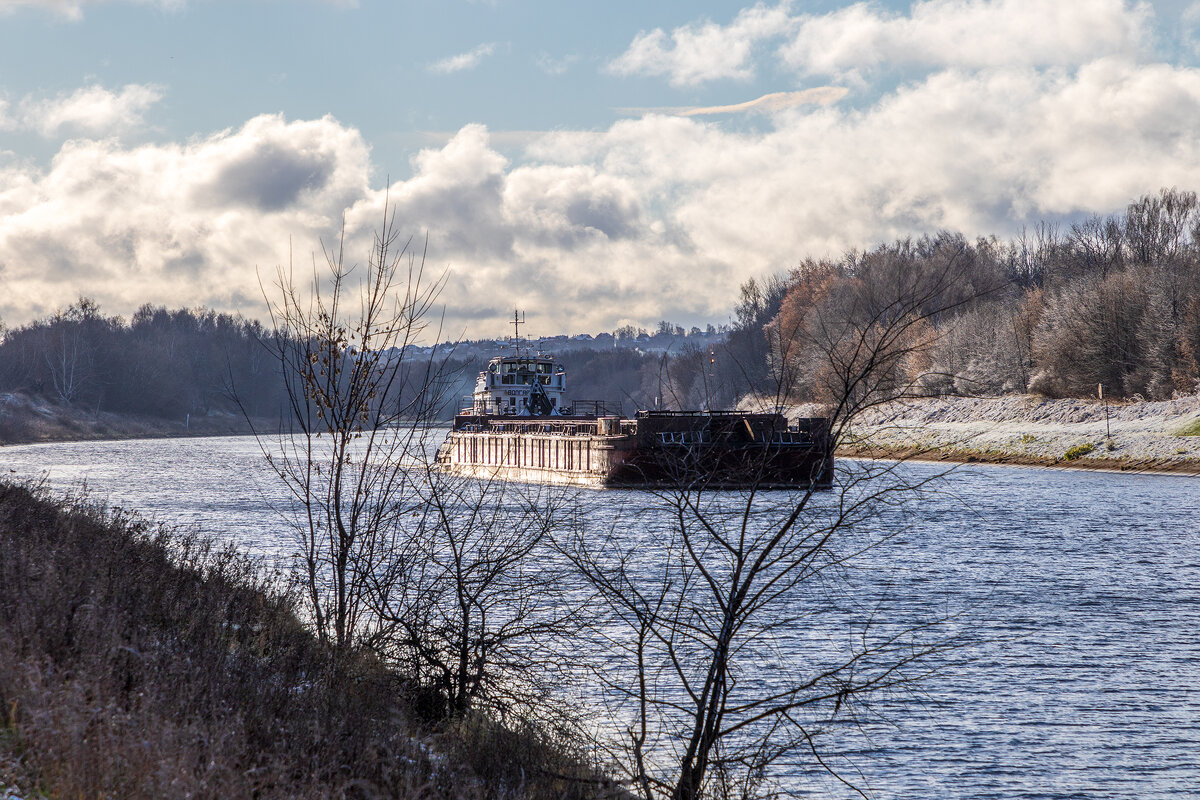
832;394;1200;473
0;391;260;445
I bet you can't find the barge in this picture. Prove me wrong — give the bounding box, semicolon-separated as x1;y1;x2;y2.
436;340;833;490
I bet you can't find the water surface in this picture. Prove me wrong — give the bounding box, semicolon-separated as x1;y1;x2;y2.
3;436;1198;799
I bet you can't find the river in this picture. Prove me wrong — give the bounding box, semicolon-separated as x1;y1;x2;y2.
3;435;1198;799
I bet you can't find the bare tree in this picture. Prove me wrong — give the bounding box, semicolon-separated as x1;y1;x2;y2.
566;245;979;800
1124;187;1199;267
1029;271;1150;398
1010;221;1061;288
569;474;964;800
769;240;993;424
1067;214;1124;280
366;467;582;719
44;323;89;405
255;206;582;729
40;298;114;407
257;202;446;653
924;298;1035;395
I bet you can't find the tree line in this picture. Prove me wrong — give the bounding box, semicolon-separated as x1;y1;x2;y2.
0;301;738;422
0;300;288;420
761;187;1200;403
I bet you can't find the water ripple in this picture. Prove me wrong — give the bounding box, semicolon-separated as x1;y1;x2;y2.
3;439;1199;798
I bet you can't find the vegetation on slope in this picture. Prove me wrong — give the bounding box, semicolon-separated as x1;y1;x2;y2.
1174;418;1200;437
0;481;606;799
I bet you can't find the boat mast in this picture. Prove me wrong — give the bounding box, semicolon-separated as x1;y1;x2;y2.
511;309;525;354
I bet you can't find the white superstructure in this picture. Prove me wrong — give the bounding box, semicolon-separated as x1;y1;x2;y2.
469;354;568;416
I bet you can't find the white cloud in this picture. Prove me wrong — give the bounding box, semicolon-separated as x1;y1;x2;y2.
429;43;497;75
534;52;579;77
780;0;1153;79
609;0;1152;87
12;83;164;138
0;113;371;322
607;2;795;86
9;55;1200;338
428;56;1200;334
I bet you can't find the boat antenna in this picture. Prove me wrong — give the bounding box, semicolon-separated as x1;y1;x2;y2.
511;309;526;354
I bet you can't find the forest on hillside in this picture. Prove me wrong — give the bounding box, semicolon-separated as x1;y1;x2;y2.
2;187;1198;425
0;299;693;421
568;186;1200;408
0;302;284;420
758;187;1200;404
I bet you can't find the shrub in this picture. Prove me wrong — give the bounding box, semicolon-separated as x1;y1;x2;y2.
1064;442;1097;460
1173;418;1200;437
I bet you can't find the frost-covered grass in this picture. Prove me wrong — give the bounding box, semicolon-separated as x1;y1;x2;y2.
826;394;1200;470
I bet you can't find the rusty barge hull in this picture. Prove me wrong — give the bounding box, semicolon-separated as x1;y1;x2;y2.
437;411;833;490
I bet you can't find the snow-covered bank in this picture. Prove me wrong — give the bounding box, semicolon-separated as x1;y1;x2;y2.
835;395;1200;474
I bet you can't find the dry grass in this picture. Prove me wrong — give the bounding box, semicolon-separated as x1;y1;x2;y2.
0;481;609;800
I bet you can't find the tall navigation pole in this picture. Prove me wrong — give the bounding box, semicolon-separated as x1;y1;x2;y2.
511;310;525;354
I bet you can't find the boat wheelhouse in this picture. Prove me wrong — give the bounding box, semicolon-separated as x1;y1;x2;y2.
470;355;568;416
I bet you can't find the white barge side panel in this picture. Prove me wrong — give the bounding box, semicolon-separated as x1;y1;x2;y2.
440;430;636;488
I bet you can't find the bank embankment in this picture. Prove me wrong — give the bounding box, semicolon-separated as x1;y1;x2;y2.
0;391;270;446
833;394;1200;474
0;481;604;799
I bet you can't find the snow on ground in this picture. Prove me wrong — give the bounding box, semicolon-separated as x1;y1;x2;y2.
839;394;1200;471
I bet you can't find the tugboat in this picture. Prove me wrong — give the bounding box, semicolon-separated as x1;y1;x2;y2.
436;313;833;489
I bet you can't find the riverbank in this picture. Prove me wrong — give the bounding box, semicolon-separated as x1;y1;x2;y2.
0;481;604;799
9;390;1200;476
833;394;1200;475
0;392;265;446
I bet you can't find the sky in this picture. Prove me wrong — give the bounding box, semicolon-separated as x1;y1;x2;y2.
4;0;1200;339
